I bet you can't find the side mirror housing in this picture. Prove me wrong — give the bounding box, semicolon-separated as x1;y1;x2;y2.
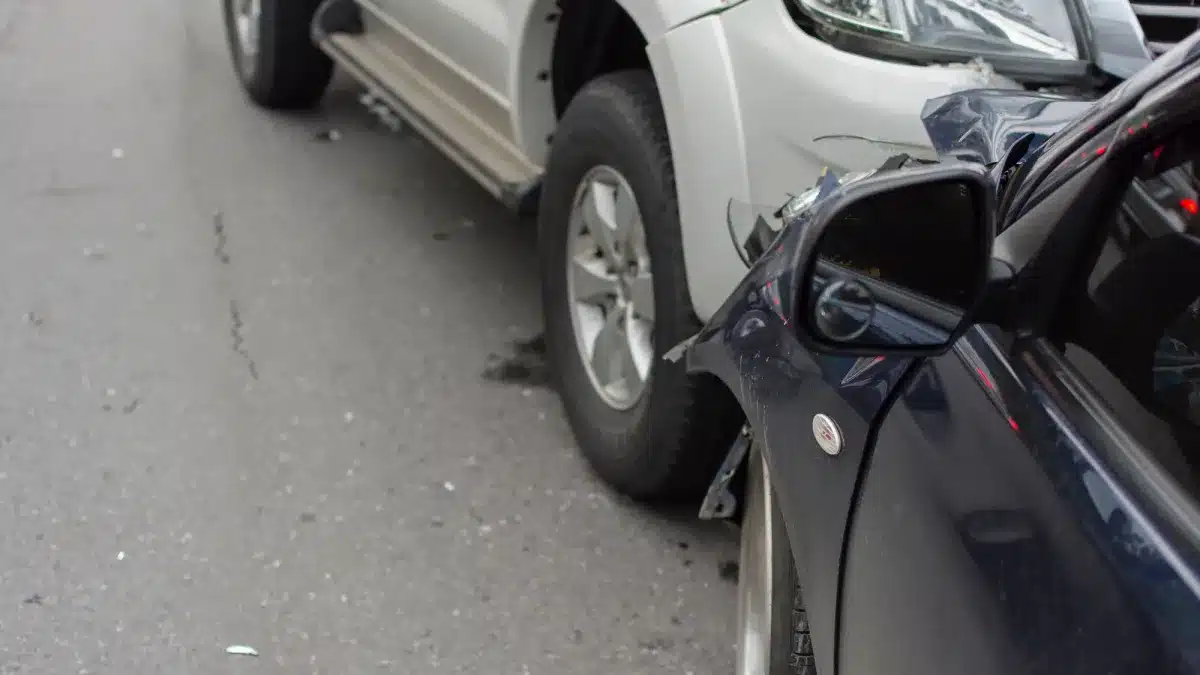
794;163;998;356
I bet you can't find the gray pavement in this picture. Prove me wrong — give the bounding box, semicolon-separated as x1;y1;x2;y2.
0;0;738;672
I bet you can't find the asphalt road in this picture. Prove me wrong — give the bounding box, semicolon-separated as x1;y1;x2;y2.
0;0;739;672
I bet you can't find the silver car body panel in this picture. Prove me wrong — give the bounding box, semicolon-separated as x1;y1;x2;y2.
334;0;1039;320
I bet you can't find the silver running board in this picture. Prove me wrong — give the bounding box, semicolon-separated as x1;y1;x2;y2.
312;0;542;213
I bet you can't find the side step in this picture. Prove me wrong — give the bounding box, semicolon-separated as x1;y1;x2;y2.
312;0;542;213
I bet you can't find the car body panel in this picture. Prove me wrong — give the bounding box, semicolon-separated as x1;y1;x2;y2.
361;0;738;167
687;31;1200;675
686;232;915;675
1083;0;1153;80
919;90;1095;166
356;0;1027;323
369;0;512;103
650;0;1021;321
841;332;1200;675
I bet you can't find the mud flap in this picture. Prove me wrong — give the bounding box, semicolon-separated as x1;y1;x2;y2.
698;426;751;519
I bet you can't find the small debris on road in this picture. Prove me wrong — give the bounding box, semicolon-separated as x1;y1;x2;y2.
23;311;44;326
116;551;125;561
313;129;341;142
83;244;107;260
225;645;259;657
23;593;43;605
212;211;230;264
111;148;124;159
443;481;455;492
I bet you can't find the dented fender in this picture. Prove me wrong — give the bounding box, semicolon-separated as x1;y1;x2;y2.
683;204;812;432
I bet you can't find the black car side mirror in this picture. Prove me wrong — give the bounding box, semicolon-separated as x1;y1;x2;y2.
794;163;998;356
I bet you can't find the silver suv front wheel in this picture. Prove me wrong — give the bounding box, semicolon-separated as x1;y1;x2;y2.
537;70;741;502
565;165;656;411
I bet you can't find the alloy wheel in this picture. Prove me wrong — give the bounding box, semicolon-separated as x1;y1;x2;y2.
565;165;655;411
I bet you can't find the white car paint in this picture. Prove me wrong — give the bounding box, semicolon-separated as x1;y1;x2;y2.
357;0;1019;321
507;0;752;166
648;0;1018;319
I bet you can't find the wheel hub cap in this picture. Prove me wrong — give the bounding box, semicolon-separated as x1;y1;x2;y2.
233;0;262;69
566;166;655;411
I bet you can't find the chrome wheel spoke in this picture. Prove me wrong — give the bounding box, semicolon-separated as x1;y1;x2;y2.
627;271;655;322
566;166;654;410
571;256;618;306
589;307;635;390
580;178;636;266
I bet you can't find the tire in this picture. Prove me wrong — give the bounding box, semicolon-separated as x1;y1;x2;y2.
739;443;817;675
222;0;333;110
538;70;741;501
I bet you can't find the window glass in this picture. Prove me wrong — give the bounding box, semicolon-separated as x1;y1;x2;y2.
1154;298;1200;427
1063;132;1200;485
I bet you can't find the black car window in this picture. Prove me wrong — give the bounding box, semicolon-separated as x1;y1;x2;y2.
1058;133;1200;490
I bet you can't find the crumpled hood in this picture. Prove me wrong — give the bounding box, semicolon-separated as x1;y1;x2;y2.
920;89;1097;166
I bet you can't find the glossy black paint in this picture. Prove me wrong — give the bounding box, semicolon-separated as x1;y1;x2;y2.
919;90;1094;166
838;331;1200;675
687;31;1200;675
690;270;913;675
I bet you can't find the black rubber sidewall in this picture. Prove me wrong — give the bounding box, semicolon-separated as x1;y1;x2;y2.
221;0;331;109
222;0;275;96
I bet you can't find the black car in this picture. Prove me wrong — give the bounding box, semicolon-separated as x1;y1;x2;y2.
685;32;1200;675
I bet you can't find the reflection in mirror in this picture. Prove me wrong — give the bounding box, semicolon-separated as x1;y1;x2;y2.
814;279;875;341
808;179;987;349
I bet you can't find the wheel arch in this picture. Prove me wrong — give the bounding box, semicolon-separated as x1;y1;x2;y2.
508;0;731;168
685;335;755;515
644;14;753;322
510;0;751;322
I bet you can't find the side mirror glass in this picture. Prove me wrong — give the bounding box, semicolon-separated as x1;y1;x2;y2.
802;167;994;352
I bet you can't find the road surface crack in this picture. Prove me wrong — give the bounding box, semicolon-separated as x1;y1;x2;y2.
229;300;258;380
213;210;230;264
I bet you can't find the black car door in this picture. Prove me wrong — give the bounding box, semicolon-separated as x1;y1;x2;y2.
722;179;979;675
837;127;1200;674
